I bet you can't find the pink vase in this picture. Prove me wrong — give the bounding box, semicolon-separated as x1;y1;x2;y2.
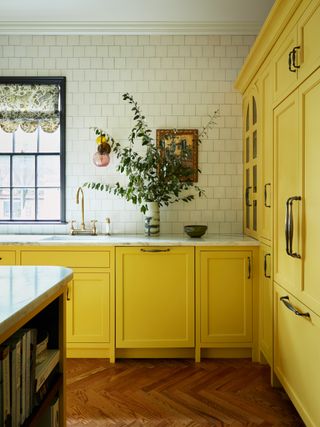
93;151;110;167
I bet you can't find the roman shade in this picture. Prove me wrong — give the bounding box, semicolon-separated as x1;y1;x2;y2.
0;83;60;133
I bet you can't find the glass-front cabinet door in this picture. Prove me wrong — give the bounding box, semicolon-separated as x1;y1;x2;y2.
243;86;259;238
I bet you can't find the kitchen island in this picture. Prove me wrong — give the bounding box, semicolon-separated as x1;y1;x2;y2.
0;266;73;427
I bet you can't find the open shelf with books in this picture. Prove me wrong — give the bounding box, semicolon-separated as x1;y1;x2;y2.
0;266;72;427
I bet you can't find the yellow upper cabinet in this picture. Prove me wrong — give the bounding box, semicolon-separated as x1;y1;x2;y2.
273;17;299;104
116;246;194;348
297;0;320;82
273;0;320;105
243;84;259;238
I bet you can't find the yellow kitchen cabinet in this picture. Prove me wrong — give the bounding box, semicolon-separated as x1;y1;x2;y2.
273;0;320;105
274;68;320;316
196;248;256;361
273;90;301;296
274;282;320;427
66;272;110;343
243;85;259;238
20;246;115;360
296;0;320;82
258;62;273;244
273;16;299;104
116;246;194;349
259;243;272;366
299;68;320;315
0;250;16;265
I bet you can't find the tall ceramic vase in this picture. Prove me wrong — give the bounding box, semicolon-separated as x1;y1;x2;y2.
144;201;160;236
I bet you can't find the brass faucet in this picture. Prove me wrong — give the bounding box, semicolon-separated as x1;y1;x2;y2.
76;187;86;231
69;187;97;235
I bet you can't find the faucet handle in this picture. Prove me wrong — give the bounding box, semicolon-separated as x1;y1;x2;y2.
91;220;98;235
69;220;76;235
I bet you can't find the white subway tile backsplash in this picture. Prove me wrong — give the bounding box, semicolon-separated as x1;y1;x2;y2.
0;33;254;235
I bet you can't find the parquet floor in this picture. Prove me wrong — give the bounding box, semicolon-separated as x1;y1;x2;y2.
66;358;304;426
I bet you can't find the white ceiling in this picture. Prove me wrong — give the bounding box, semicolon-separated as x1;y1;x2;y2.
0;0;276;34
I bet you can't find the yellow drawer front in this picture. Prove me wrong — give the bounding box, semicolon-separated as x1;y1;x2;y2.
0;251;16;265
274;283;320;427
21;250;110;268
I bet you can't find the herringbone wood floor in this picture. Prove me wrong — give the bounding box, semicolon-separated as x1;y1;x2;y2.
66;358;304;426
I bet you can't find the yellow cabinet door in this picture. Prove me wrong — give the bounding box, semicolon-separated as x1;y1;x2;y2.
274;282;320;427
0;251;16;265
116;247;194;348
259;243;272;365
297;0;320;82
243;88;259;238
67;272;111;344
258;63;273;243
300;68;320;315
273;91;302;295
273;20;298;104
199;251;253;344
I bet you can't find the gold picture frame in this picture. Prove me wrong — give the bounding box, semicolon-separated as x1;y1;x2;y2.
156;128;198;182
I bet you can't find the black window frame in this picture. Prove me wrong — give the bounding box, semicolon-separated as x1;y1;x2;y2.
0;76;66;224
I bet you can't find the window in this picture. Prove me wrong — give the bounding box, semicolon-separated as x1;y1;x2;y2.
0;77;66;223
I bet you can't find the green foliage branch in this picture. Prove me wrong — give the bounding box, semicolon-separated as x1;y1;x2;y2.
85;93;218;214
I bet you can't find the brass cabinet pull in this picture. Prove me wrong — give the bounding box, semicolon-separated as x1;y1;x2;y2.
67;284;71;301
245;186;252;207
247;257;251;279
285;196;301;258
292;46;301;69
140;248;170;253
280;296;310;318
264;183;271;208
288;50;296;72
264;253;271;279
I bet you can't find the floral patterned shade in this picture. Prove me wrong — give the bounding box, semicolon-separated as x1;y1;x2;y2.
0;84;60;133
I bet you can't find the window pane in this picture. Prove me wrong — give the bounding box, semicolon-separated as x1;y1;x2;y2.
12;188;35;220
0;189;10;220
37;188;60;220
12;156;35;187
14;127;38;153
37;155;60;187
0;129;13;152
0;156;10;186
39;127;60;152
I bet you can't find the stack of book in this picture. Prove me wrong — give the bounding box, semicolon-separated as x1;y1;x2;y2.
0;329;60;427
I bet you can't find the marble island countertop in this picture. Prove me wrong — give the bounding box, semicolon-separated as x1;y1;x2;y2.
0;266;73;340
0;233;259;246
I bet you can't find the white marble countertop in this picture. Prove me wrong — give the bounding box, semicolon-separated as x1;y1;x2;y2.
0;266;73;340
0;233;259;246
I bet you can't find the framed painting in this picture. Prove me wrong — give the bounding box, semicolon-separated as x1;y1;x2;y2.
156;128;198;182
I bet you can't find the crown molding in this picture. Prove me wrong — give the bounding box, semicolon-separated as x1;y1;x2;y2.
0;20;261;35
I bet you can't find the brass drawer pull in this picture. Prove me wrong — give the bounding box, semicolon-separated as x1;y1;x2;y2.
280;296;310;318
140;248;170;253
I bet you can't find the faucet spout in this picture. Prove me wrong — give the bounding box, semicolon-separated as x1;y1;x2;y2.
76;187;85;230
